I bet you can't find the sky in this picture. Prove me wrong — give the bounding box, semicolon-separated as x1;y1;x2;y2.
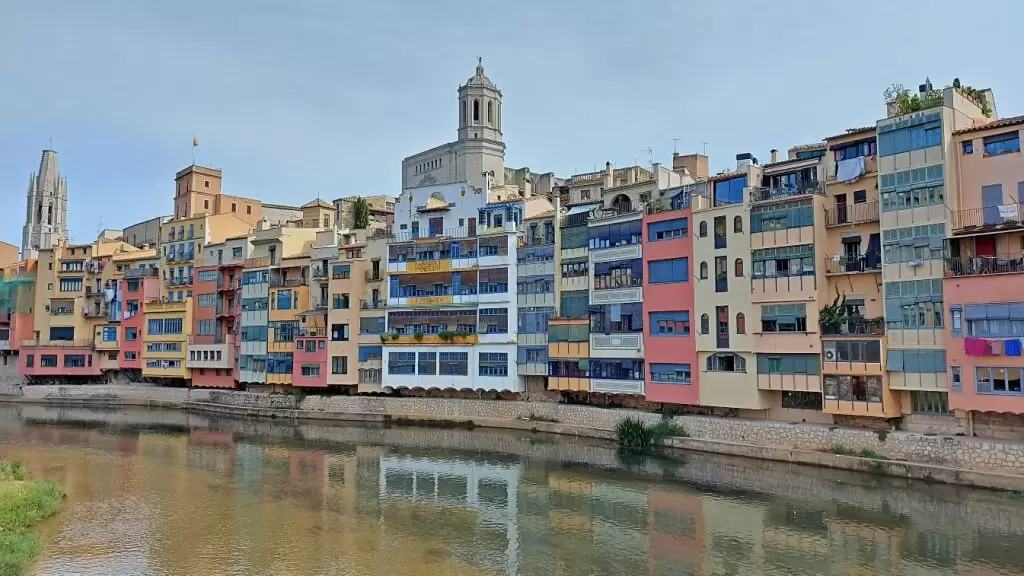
2;0;1023;246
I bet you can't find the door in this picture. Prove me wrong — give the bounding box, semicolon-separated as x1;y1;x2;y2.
843;237;861;272
983;184;1003;226
834;193;848;225
467;218;477;237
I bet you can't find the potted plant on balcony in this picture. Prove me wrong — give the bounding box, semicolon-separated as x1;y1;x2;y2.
819;289;849;335
451;330;470;342
413;331;425;342
438;330;454;343
388;332;400;342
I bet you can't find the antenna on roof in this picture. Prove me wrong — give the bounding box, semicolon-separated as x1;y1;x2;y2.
672;139;680;154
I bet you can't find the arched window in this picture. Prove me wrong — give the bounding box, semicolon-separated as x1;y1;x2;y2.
487;100;493;125
734;215;743;233
461;100;467;125
699;262;708;279
736;313;746;334
700;314;710;334
47;204;53;225
734;258;744;277
473;99;480;122
699;221;708;237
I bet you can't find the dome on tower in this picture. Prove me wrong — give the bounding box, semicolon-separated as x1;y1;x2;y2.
464;58;496;89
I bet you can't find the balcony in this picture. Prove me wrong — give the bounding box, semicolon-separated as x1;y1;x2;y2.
715;275;728;293
311;266;328;280
216;277;240;291
950;203;1024;235
83;305;108;318
270;276;308;288
307;295;328;311
125;267;159;278
21;339;93;348
750;181;824;203
215;301;237;317
365;270;383;282
821;318;885;337
824;202;879;227
360;299;386;310
381;332;479;346
945;255;1024;277
392;227;475;244
146;299;187;313
244;257;271;268
825;253;882;275
296;328;326;338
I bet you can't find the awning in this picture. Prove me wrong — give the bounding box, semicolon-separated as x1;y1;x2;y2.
566;202;602;216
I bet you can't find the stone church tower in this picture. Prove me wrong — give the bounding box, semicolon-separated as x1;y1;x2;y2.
401;60;507;192
456;58;506;189
21;149;69;260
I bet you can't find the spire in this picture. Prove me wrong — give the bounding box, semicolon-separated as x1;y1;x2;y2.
476;57;484;76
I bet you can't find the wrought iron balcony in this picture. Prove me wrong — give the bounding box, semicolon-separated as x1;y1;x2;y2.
824;202;879;227
360;299;386;310
945;254;1024;277
821;318;885;337
311;266;328;279
269;276;308;288
750;181;824;203
216;277;240;291
825;253;882;275
950;203;1024;235
125;267;159;278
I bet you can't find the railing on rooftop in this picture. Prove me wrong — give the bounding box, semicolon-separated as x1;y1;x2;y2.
824;202;879;227
821;318;885;337
750;181;824;203
949;203;1024;235
945;254;1024;277
296;328;326;338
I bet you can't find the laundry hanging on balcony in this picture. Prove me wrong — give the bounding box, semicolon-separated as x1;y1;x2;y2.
964;337;990;356
836;156;865;183
1004;339;1023;357
990;339;1004;356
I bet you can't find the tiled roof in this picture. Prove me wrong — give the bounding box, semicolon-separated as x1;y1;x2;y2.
525;209;555;220
763;156;818;169
790;142;826;152
952;114;1024;136
825;126;875;141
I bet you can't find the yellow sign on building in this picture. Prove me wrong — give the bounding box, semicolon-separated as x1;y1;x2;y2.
407;296;453;306
406;260;450;274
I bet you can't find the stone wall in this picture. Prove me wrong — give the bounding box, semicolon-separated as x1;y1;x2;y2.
4;384;1024;477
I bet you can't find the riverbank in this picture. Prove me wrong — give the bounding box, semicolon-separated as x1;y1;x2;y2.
3;384;1024;491
0;460;62;576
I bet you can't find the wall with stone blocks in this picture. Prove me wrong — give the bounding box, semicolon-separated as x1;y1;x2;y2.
3;384;1024;476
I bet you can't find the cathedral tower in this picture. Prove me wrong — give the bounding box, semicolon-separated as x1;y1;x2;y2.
21;149;69;260
455;59;506;188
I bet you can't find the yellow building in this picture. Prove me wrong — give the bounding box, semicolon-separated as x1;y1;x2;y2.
142;299;192;380
159;212;253;300
267;254;309;386
356;232;388;392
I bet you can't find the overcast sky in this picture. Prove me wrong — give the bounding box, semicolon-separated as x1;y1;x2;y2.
2;0;1023;245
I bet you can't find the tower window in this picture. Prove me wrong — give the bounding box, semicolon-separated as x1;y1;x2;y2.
461;100;467;125
231;203;237;212
247;205;252;215
204;180;209;188
204;200;209;209
487;101;493;125
473;99;480;122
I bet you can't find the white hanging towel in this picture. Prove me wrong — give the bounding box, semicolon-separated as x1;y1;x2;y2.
997;204;1019;219
837;156;866;183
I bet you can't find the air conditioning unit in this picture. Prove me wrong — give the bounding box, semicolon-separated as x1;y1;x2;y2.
824;342;838;361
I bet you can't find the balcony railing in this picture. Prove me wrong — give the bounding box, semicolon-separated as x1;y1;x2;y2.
244;257;271;268
590;208;642;222
945;255;1024;277
824;202;879;227
21;339;92;348
392;227;475;244
188;335;234;344
311;266;328;279
825;254;882;275
296;328;326;338
125;267;159;278
365;270;383;282
750;181;824;203
270;276;308;288
360;299;386;310
950;203;1024;235
821;318;885;336
216;277;240;291
215;301;237;316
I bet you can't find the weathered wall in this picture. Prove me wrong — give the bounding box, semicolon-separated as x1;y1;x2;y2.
3;384;1024;478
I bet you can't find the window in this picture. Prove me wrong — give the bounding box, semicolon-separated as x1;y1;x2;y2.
713;175;746;206
760;304;808;333
204;199;210;209
833;140;876;161
331;356;348;375
700;314;709;334
706;353;746;372
734;258;744;278
331;324;350;341
332;264;350;279
59;277;83;292
25;354;34;368
248;205;253;215
886;349;947;373
590;359;644;380
125;327;138;341
975;366;1024;395
592;260;641;290
853;190;867;204
40;355;58;367
648;218;688;241
124;351;137;361
588;219;642;249
197;270;218;282
147;318;183;335
650;363;690;384
275;290;293;310
231;202;237;212
950;366;962;392
648;258;688;284
332;293;350;309
439;352;468;376
232;247;243;258
878;118;942;156
417;352;437;375
580;189;591;201
388;352;415;375
699;262;708;279
983;131;1020;156
911;391;950;414
823;375;883;402
751;244;815;278
962;140;973;155
100;326;117;342
196;319;216;336
781;391;822;410
301;364;321;377
733;216;743;233
649;311;690;336
699;221;707;237
64;354;87;368
479;352;508;376
197;293;217;307
950;306;963;336
824;340;882;363
736;313;745;334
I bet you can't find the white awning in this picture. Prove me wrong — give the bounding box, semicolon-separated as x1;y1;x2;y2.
566;202;601;216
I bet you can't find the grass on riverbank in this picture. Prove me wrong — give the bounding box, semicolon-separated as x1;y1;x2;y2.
0;460;63;576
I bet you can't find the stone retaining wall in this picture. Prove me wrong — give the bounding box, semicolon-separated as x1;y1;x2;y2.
3;384;1024;478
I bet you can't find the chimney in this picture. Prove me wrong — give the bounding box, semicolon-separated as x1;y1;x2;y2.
736;153;755;172
770;149;779;164
604;161;613;189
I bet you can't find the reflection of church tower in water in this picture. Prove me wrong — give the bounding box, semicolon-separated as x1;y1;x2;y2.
21;149;69;260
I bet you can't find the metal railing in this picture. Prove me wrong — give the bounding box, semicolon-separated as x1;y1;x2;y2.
296;328;326;337
125;267;159;278
824;202;879;227
360;299;386;310
215;301;237;316
750;181;825;203
21;339;92;348
216;277;240;290
825;254;882;275
365;269;383;282
945;255;1024;277
392;227;475;243
269;276;308;288
821;318;885;336
950;203;1024;234
311;266;328;279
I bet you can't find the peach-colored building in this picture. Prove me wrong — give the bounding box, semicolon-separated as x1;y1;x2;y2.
946;116;1024;415
642;192;698;404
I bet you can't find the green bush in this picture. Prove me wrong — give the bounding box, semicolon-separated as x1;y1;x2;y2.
614;417;688;450
0;460;63;576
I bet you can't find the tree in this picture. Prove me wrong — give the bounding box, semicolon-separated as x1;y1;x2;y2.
352;197;370;229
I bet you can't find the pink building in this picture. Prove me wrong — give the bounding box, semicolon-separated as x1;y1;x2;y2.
119;271;160;371
642;195;698;404
21;341;101;379
293;335;328;387
946;118;1024;415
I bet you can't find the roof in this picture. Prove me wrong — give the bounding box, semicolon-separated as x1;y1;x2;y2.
825;126;876;141
301;199;333;209
952;114;1024;136
790;142;827;153
763;156;820;170
262;203;302;211
281;252;309;261
525;209;555;221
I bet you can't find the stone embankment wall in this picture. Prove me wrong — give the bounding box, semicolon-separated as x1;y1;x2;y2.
3;384;1024;479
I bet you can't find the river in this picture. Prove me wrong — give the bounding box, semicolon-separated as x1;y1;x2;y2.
1;404;1023;575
